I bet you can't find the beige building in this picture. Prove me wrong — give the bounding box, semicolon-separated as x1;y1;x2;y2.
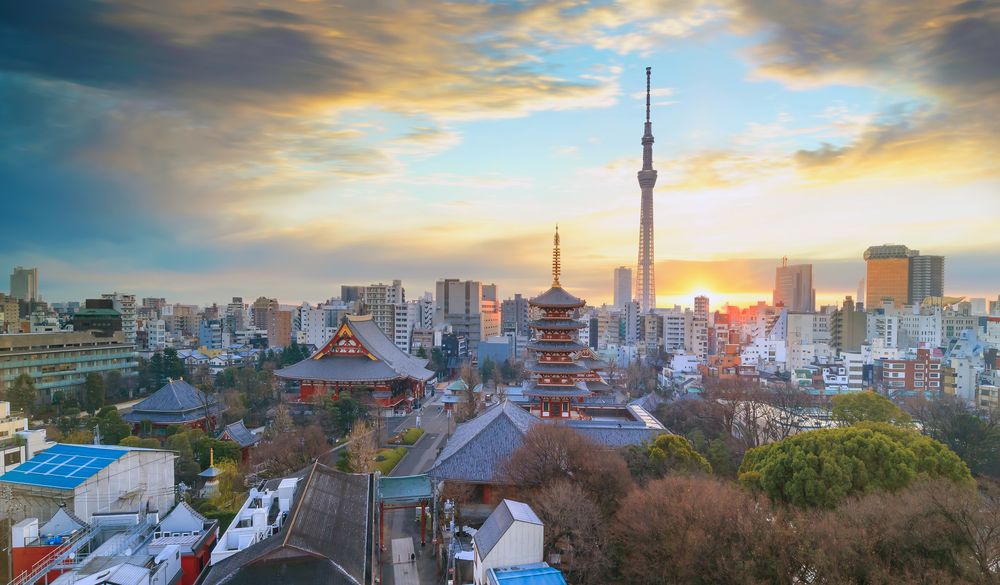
864;245;916;306
1;401;50;473
0;331;137;403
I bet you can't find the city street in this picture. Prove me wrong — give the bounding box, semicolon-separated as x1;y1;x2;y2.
380;390;453;585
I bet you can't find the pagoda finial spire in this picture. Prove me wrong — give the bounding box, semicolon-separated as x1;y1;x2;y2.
552;224;561;287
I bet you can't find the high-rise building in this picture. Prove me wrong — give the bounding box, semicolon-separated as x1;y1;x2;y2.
501;294;530;336
9;266;38;301
635;67;658;314
360;280;404;338
864;244;917;307
101;292;136;345
694;295;710;321
435;278;497;355
251;297;278;330
830;296;867;353
773;259;815;313
613;266;632;309
909;254;944;303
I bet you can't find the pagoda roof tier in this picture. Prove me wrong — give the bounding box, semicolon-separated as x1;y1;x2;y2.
524;340;588;352
528;319;585;330
523;381;593;398
525;361;593;375
276;314;434;383
529;286;585;309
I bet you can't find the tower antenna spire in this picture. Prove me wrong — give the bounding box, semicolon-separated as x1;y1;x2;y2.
552;225;561;287
645;66;651;123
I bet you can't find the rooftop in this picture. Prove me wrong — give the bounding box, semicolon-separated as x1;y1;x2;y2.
0;443;166;490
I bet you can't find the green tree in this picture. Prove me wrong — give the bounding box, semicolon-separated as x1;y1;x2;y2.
415;347;428;359
624;434;711;481
479;357;496;386
832;391;911;426
92;407;132;445
167;432;202;485
194;437;240;468
84;373;106;414
4;374;37;416
739;423;972;508
922;397;1000;476
429;347;448;377
326;396;367;436
119;435;161;449
104;370;126;401
161;348;186;382
64;429;94;444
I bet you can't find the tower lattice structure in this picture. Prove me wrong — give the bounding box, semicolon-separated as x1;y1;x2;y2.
636;66;658;313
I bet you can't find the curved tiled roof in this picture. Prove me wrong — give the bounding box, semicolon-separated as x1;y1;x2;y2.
428;401;538;483
525;361;592;375
124;379;221;424
220;420;259;448
275;315;433;383
529;286;584;309
524;340;587;352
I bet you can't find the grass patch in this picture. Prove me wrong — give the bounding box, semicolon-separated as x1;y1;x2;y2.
338;446;407;474
391;427;425;445
375;447;407;475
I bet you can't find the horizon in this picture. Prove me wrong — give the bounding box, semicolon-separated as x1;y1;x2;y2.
2;1;997;308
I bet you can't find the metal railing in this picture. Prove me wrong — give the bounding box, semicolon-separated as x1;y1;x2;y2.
8;524;101;585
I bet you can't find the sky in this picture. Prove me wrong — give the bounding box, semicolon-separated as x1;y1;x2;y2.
1;0;998;309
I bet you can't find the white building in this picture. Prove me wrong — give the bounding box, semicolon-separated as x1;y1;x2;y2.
393;300;421;353
210;476;300;565
103;292;137;345
362;280;405;338
473;500;544;585
0;443;175;523
1;401;51;473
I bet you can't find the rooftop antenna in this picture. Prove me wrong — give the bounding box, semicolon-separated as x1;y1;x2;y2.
645;66;651;123
782;256;788;268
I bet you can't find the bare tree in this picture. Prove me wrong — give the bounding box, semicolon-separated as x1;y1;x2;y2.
533;481;610;585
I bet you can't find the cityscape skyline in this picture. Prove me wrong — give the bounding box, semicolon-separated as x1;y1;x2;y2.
2;1;998;307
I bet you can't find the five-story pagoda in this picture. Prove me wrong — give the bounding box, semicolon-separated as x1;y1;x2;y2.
525;228;604;419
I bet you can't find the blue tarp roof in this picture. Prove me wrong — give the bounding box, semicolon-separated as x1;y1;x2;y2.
0;443;153;490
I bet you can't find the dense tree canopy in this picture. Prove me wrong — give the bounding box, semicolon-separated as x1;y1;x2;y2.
831;391;911;426
624;434;711;481
84;373;106;414
740;423;972;508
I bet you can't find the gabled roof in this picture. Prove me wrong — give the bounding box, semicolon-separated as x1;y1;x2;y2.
275;315;433;383
219;420;259;448
474;499;542;559
123;379;221;424
202;462;371;585
40;507;88;537
428;401;538;483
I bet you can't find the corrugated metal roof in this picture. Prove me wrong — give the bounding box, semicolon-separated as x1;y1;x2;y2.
0;443;140;490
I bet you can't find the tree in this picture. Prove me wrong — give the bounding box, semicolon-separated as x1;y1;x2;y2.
832;391;911;426
623;434;711;482
63;429;94;444
919;396;1000;476
119;436;161;449
346;420;377;474
104;370;126;402
739;423;972;508
210;459;247;511
84;373;106;414
194;438;240;468
534;481;609;584
611;476;784;585
267;403;294;439
167;432;202;485
479;357;497;387
429;347;448;377
501;424;632;514
92;407;131;445
4;374;37;417
326;396;367;436
415;347;428;359
250;425;329;479
162;348;186;381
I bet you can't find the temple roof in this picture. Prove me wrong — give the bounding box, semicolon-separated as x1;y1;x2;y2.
275;315;434;383
124;379;221;424
524;340;587;352
522;381;593;398
219;419;260;448
529;286;585;309
428;401;538;484
524;361;593;375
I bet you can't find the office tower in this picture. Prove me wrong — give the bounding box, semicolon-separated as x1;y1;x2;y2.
773;258;816;313
909;254;944;303
864;244;916;307
501;294;530;337
635;67;658;313
613;266;632;308
9;266;38;301
435;279;497;355
361;280;404;338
